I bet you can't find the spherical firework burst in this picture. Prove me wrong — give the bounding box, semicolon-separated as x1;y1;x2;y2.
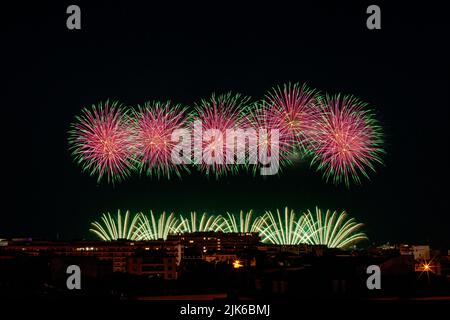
90;210;140;241
134;211;178;240
263;82;321;153
192;93;250;178
215;210;265;233
244;101;296;175
258;207;310;245
309;94;384;186
301;207;368;248
174;212;222;233
130;101;190;179
68;101;135;184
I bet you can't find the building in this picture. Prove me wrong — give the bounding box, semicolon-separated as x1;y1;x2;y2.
0;238;181;273
399;244;414;256
257;244;327;257
168;231;260;258
412;245;430;260
203;253;238;264
127;253;177;280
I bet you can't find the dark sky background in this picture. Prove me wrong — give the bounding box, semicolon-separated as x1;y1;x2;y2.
4;1;449;247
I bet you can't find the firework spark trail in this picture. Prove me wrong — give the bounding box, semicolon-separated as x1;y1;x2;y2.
241;102;291;174
134;211;179;240
89;207;368;248
68;101;135;184
216;210;265;233
263;83;321;153
130;101;190;179
258;207;310;245
192;93;250;178
90;210;140;240
70;86;385;185
174;212;223;233
309;94;384;186
301;207;368;248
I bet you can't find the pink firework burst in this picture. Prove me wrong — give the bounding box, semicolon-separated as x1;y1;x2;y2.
264;83;321;153
131;101;190;179
192;93;250;178
309;94;384;186
244;101;296;174
68;101;135;184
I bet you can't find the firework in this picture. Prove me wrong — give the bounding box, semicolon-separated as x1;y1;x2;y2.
174;212;222;233
131;102;192;179
90;210;140;240
301;207;368;248
130;101;190;179
69;87;386;183
134;211;178;240
309;94;384;186
258;207;310;245
244;101;296;175
88;207;368;249
216;210;265;233
263;83;321;153
68;101;135;184
192;93;250;178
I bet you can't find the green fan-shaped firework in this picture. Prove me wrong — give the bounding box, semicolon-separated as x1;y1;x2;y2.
257;207;368;248
301;207;368;248
215;210;265;233
174;212;222;233
134;211;178;240
89;207;368;249
90;210;140;240
258;207;311;245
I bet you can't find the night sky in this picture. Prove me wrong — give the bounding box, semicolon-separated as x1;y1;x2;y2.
4;1;449;247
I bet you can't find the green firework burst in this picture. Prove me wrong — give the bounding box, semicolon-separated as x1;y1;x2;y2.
90;209;140;240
